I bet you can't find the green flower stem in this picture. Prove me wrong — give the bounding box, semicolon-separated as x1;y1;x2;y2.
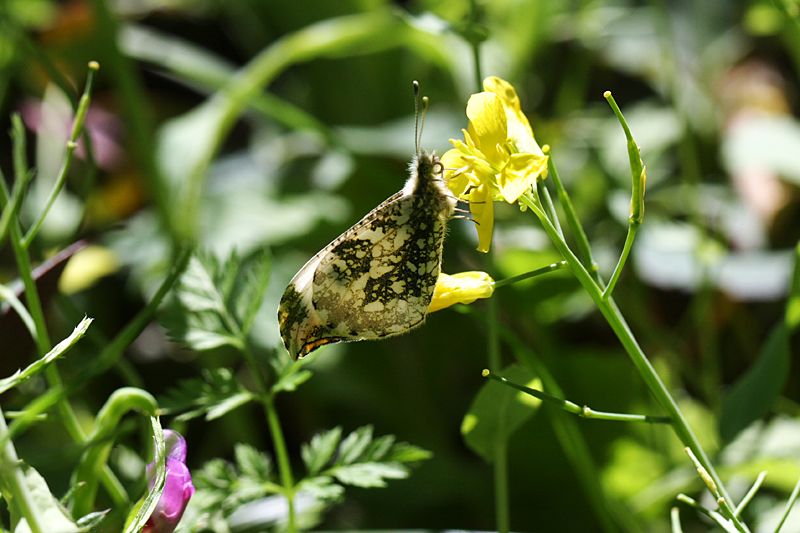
601;221;640;300
519;192;745;531
547;157;603;286
228;313;297;533
492;261;568;289
71;388;158;519
485;370;671;424
735;471;768;518
0;121;34;246
537;179;563;239
0;405;46;533
487;298;509;533
264;394;297;533
676;494;736;532
773;473;800;533
23;62;98;248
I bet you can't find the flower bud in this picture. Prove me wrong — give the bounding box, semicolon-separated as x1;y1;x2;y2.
144;430;195;533
428;271;495;313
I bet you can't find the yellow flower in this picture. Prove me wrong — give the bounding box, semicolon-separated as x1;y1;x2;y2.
427;271;495;313
442;77;549;252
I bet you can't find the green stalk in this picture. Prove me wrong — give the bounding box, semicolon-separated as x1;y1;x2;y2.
602;221;640;300
484;371;670;424
487;298;509;533
265;394;297;533
492;261;568;289
0;405;46;533
547;158;602;286
519;192;746;532
23;62;98;247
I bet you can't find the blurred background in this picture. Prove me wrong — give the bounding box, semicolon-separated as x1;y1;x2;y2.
1;0;800;531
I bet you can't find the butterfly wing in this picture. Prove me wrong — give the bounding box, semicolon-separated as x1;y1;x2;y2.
278;190;446;359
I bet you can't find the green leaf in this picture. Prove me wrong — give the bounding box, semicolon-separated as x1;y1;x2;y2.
0;317;92;394
5;463;78;533
234;443;272;482
335;426;374;465
230;247;271;336
719;323;791;442
271;368;313;395
383;442;433;463
461;364;542;462
330;463;408;488
160;368;255;422
123;417;166;533
299;477;344;502
161;248;271;353
301;427;342;476
75;511;108;532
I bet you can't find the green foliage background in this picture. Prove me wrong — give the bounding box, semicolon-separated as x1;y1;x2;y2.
1;0;800;531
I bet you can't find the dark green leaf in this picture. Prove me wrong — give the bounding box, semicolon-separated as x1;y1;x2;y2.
461;364;542;463
234;443;273;482
335;426;373;465
271;369;313;394
384;442;434;463
230;247;271;336
719;323;791;442
302;427;342;476
160;368;254;422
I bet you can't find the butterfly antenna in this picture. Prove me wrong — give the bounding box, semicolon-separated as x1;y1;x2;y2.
419;96;429;152
413;80;421;154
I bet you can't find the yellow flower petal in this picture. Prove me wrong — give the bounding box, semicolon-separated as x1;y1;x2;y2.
483;76;533;138
427;271;495;313
466;92;507;165
498;152;550;203
469;184;494;253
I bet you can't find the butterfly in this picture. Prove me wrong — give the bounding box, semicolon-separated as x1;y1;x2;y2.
278;83;457;360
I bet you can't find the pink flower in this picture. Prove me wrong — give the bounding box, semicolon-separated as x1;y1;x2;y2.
144;430;195;533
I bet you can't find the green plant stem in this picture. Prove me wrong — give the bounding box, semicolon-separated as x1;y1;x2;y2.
735;471;768;518
537;179;563;239
773;474;800;533
547;157;602;286
492;261;568;289
265;394;297;533
518;192;745;532
0;405;46;533
602;221;640;300
485;371;670;424
23;62;98;247
487;298;510;533
71;388;158;519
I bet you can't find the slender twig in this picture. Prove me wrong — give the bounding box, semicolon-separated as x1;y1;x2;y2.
492;261;568;289
602;221;640;300
547;156;603;287
735;471;768;518
484;370;671;424
23;62;98;247
774;474;800;533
